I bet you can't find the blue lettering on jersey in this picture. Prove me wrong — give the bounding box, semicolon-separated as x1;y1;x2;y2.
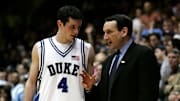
47;62;80;76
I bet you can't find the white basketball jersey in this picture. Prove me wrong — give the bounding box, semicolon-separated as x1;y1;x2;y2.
35;36;91;101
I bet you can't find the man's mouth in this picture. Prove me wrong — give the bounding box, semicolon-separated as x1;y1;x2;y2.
72;35;77;39
107;41;112;46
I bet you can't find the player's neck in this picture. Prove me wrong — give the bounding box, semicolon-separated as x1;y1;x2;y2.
55;32;72;44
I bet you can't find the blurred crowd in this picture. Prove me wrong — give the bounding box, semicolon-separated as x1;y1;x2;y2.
0;0;180;101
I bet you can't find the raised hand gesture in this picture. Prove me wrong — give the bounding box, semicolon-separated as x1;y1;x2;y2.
80;70;96;91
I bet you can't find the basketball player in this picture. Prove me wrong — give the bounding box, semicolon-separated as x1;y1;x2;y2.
24;5;95;101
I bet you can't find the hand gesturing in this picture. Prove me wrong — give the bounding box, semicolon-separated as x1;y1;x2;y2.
80;70;96;91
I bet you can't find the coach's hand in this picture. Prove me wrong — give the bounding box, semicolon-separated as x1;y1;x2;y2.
80;70;96;91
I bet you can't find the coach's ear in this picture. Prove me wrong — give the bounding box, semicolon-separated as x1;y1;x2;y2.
121;27;128;37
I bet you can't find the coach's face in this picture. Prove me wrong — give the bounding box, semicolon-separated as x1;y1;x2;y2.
103;20;127;50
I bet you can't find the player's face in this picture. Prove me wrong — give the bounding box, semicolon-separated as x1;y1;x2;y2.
103;20;125;49
61;17;82;43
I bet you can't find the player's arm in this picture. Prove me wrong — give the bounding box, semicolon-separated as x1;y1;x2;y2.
81;45;96;91
86;45;95;75
24;43;39;101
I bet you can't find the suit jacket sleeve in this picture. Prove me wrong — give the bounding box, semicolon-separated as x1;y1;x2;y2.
137;47;160;101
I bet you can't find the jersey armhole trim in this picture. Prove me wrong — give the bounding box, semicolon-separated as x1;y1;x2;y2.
37;40;45;91
81;40;86;70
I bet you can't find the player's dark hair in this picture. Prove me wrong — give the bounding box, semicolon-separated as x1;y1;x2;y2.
57;5;83;25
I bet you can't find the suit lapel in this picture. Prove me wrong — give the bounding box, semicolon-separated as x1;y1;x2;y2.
109;42;136;89
105;54;115;100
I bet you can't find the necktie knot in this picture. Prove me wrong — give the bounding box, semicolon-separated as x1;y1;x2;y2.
116;50;120;55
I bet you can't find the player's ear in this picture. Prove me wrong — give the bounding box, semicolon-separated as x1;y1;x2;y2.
57;20;63;27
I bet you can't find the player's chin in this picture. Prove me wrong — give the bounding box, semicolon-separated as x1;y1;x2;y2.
71;36;76;40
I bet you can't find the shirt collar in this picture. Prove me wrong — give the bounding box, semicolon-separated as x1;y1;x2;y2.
118;38;133;55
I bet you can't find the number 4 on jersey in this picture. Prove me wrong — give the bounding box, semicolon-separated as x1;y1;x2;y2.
58;77;68;92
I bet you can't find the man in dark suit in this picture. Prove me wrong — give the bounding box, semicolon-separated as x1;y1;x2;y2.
81;14;160;101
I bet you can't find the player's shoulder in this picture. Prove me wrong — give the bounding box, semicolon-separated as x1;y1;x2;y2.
76;38;91;47
34;36;52;48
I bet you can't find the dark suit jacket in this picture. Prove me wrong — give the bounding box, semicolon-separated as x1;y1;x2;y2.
86;42;160;101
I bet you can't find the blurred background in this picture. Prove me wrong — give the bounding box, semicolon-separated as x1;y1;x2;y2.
0;0;178;67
